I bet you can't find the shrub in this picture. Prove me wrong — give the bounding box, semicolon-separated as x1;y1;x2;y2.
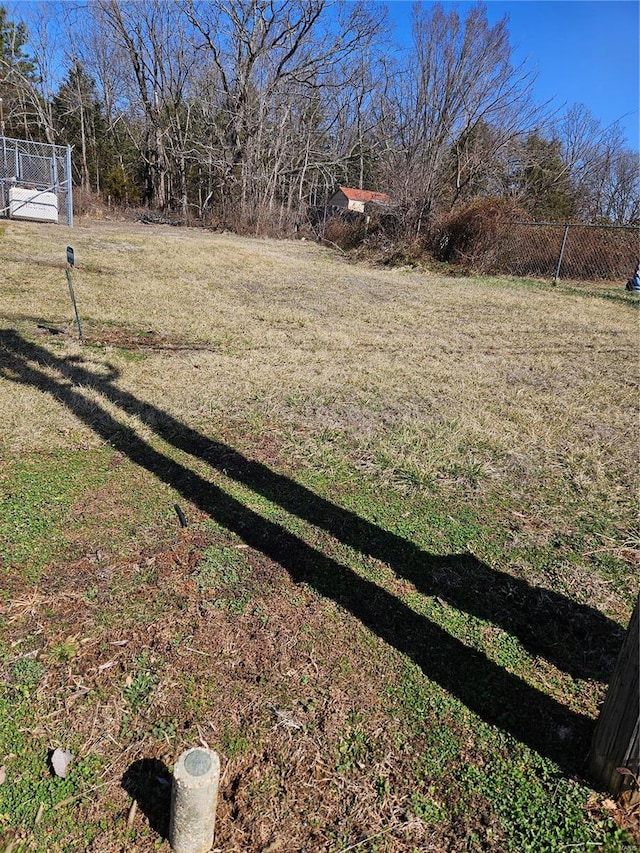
72;188;110;219
432;199;638;280
102;166;141;206
434;198;524;271
323;214;367;250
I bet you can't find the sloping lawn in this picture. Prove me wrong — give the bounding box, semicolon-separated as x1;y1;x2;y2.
0;219;638;852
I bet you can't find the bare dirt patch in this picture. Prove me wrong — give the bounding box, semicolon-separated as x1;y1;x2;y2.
2;523;463;852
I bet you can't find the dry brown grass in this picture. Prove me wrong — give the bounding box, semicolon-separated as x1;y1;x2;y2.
1;219;637;554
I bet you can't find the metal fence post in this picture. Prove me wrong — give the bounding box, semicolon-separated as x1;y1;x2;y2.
553;224;570;283
66;144;73;228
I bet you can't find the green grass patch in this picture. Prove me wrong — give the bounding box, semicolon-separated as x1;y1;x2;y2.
0;683;103;851
0;450;112;578
193;544;255;614
458;747;630;852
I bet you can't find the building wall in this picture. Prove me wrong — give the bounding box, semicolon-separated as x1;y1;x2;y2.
327;190;375;216
327;190;348;209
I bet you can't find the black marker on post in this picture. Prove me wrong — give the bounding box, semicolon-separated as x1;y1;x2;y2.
65;246;83;340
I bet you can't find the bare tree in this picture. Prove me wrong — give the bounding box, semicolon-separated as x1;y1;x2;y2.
555;104;639;224
376;2;545;234
88;0;198;211
603;149;640;224
182;0;384;226
0;2;59;142
12;0;632;234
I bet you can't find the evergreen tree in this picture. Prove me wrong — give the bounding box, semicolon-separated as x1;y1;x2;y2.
516;132;576;221
52;61;111;192
442;120;509;210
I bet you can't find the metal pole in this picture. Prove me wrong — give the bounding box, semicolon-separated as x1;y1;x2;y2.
66;247;82;340
0;117;6;216
66;269;82;340
553;224;570;283
52;140;58;191
66;144;73;228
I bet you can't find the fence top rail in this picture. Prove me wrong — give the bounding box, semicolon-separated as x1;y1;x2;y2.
514;221;640;232
0;134;71;158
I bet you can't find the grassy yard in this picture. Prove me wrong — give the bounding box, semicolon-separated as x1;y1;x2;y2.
0;219;638;852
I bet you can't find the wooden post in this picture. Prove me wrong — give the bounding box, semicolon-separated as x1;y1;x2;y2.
589;592;639;800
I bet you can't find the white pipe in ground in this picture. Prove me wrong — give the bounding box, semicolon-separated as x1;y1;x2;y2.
169;747;221;853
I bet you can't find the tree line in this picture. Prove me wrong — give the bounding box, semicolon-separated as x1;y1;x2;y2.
1;0;638;235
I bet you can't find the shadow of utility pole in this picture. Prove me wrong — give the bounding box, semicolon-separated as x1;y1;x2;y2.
0;329;626;777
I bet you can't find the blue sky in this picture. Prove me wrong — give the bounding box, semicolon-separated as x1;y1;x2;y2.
383;1;640;151
6;0;639;150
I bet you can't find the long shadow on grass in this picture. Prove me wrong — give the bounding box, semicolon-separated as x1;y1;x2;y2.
0;329;625;775
1;331;622;683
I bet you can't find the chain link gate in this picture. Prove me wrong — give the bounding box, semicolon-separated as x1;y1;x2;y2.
0;136;73;226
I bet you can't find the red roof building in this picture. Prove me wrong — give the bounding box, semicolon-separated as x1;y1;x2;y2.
328;186;392;214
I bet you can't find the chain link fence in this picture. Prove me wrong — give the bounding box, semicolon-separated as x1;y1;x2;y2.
0;136;73;226
489;222;639;282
